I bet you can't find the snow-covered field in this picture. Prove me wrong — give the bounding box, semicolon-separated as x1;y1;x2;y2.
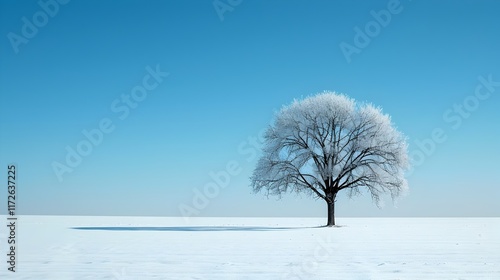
0;216;498;279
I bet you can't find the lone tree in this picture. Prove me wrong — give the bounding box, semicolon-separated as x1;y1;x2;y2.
251;92;409;226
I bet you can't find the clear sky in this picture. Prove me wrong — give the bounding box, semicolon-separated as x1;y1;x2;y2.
0;0;499;218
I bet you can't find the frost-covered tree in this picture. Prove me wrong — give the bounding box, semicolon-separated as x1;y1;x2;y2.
251;92;409;226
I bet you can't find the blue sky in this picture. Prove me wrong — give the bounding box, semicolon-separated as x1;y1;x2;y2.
0;0;499;217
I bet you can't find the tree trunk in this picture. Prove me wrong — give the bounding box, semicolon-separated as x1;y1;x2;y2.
327;200;335;226
326;192;337;226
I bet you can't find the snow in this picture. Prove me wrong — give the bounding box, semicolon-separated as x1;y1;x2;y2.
1;216;499;279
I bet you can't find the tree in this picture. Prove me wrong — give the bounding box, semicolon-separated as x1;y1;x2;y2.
250;92;409;226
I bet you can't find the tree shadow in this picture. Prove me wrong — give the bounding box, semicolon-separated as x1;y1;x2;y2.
71;225;323;232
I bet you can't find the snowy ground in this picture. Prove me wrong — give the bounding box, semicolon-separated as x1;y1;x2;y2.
0;216;499;279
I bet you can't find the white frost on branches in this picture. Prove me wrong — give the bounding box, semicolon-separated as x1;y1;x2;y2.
251;92;409;205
